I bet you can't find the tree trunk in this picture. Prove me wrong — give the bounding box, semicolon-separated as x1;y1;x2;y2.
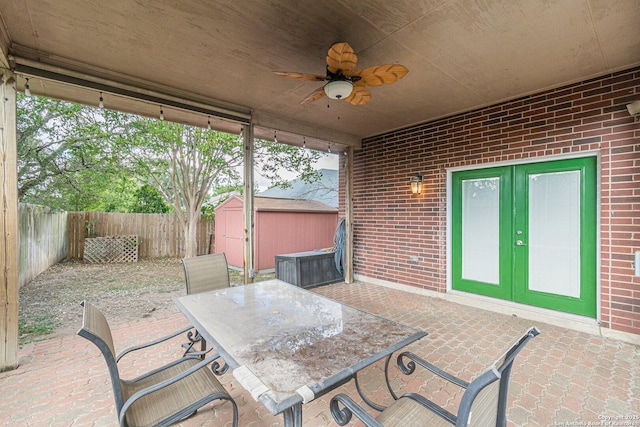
183;209;200;258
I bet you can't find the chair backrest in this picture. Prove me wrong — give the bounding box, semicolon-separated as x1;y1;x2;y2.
456;326;540;427
181;253;230;295
77;301;126;413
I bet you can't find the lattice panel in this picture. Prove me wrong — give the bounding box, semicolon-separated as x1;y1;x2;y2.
83;235;139;263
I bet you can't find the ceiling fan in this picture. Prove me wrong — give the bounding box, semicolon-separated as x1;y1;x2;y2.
274;42;408;106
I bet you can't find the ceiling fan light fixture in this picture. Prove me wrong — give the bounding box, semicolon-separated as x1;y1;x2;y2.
324;80;353;100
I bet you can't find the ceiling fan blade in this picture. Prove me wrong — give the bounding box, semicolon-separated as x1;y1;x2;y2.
355;64;409;86
301;86;327;104
344;85;371;106
326;42;358;74
274;71;326;82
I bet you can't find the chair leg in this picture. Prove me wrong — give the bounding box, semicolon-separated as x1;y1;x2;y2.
200;334;207;354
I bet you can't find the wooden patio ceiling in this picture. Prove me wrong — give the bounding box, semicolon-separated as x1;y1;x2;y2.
0;0;639;151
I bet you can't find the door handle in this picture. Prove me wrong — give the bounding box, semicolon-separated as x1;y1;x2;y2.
516;240;527;246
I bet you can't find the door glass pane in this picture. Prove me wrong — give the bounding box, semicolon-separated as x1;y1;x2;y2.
528;171;580;297
461;177;500;284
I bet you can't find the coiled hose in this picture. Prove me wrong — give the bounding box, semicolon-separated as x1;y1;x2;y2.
333;217;346;276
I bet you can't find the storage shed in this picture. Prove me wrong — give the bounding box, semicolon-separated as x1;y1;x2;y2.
214;196;338;272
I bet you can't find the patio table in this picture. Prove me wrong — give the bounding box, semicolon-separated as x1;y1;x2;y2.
173;279;426;426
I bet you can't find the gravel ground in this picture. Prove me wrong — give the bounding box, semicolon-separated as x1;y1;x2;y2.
18;258;187;345
18;257;275;346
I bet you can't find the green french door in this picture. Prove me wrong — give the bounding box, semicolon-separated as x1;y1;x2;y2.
452;157;597;317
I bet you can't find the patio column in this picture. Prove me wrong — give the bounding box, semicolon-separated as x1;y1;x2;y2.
0;69;19;371
243;122;255;284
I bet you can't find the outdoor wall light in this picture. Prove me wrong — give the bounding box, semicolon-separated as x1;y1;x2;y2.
410;174;423;194
324;80;353;99
627;100;640;116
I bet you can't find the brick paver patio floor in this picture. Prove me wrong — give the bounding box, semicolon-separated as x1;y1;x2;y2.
1;281;638;426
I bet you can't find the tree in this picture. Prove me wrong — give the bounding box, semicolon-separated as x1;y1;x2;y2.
116;119;321;257
17;96;322;256
17;94;125;211
129;184;170;213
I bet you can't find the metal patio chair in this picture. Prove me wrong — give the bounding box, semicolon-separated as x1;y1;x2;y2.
331;326;540;427
182;252;231;295
77;301;238;427
180;253;231;359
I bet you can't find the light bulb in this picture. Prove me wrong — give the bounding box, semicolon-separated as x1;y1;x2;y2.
328;143;331;153
99;92;104;108
24;78;31;97
207;116;211;130
274;130;278;143
303;137;306;148
159;106;164;120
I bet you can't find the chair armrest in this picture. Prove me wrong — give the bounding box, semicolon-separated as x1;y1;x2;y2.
331;393;383;427
397;352;470;389
118;353;224;425
116;324;194;362
181;349;229;375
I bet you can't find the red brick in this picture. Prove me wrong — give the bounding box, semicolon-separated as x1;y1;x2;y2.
344;67;640;335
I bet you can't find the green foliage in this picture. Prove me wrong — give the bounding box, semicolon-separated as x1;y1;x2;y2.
129;184;170;213
17;93;324;255
17;93;126;211
93;175;138;212
255;139;322;188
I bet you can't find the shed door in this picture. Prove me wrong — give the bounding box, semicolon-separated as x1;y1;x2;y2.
452;157;597;317
223;207;244;268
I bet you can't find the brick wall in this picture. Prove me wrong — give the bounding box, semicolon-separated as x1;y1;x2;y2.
340;67;640;335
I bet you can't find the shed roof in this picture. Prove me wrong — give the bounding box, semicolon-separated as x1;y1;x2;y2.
258;169;338;208
218;196;337;213
255;196;336;212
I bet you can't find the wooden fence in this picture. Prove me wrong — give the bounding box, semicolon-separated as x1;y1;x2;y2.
67;211;215;259
18;204;68;288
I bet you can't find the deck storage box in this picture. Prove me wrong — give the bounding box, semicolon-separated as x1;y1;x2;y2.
275;250;343;289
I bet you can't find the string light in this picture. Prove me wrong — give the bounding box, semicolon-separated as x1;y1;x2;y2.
98;92;104;108
274;130;278;143
303;136;306;148
159;106;164;120
207;116;211;130
328;143;331;153
24;78;31;97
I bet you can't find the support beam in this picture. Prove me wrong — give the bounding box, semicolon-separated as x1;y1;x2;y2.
0;23;9;69
344;147;354;284
243;123;255;284
0;69;19;371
